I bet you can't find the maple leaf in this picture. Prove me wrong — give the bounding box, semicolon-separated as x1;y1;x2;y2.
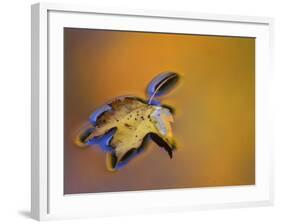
75;71;180;171
76;97;176;171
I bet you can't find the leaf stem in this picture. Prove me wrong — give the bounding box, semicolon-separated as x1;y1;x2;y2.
148;75;175;104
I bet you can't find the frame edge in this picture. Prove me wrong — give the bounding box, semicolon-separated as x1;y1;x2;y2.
31;2;49;221
31;2;275;220
31;3;40;221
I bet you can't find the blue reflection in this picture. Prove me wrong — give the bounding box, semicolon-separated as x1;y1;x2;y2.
148;99;161;106
147;73;168;97
89;104;111;125
87;128;116;153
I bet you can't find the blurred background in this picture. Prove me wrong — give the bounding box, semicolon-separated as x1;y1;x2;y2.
64;28;255;194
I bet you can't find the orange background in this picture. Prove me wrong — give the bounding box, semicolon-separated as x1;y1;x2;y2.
64;28;255;194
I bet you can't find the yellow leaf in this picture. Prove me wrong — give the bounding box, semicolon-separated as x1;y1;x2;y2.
76;97;176;171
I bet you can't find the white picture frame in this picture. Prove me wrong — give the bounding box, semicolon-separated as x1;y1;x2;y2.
31;2;274;221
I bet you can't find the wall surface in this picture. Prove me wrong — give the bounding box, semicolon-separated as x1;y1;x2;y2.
0;0;280;223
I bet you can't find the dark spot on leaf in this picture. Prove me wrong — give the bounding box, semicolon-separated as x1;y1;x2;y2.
124;123;132;129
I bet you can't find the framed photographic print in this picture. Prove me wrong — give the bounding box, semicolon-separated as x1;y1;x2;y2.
31;2;274;221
